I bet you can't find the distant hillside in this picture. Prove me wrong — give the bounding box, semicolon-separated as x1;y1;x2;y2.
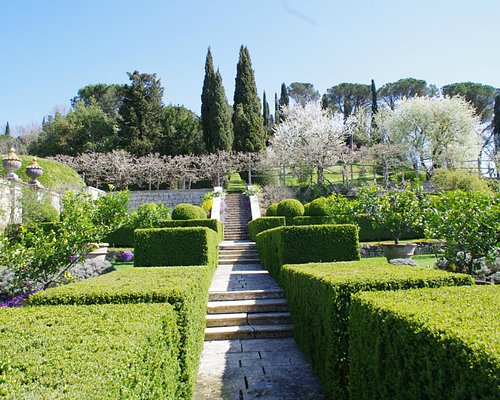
1;155;85;191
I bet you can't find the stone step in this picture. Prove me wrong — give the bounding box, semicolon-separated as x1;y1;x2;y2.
207;298;288;314
219;258;260;265
218;251;259;257
204;324;294;341
208;289;284;301
206;312;292;327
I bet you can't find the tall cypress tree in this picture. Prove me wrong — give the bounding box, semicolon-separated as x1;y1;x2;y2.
370;79;379;136
279;83;289;122
211;70;233;151
4;122;10;136
201;47;215;151
262;91;271;129
232;45;265;152
275;92;279;124
493;95;500;174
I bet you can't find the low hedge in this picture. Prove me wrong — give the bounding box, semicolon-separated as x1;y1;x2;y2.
289;216;334;226
255;225;360;282
0;303;182;399
30;266;214;399
134;227;218;268
248;217;286;241
356;214;424;242
105;219;223;247
350;285;499;400
281;260;473;400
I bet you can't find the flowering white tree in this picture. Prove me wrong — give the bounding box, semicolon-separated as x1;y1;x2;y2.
382;96;481;175
270;103;350;186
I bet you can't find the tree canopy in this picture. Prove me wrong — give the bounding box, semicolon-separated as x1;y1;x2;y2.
287;82;320;106
442;82;496;123
378;78;430;110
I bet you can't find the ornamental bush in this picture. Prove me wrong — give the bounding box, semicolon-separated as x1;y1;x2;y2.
128;202;171;228
275;198;304;218
281;260;473;400
172;203;207;220
304;197;328;216
349;285;499;400
265;203;278;216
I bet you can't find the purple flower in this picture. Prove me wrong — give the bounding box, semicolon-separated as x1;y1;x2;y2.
70;254;79;264
1;291;36;308
119;251;134;262
220;201;227;214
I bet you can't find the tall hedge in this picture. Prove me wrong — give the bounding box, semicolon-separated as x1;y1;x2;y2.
281;260;473;400
134;227;218;267
30;266;214;399
247;216;286;241
255;225;360;282
349;285;499;400
0;302;182;398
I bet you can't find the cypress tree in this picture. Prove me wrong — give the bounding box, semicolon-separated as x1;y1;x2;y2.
279;83;289;122
493;95;500;172
262;91;271;129
371;79;379;135
4;122;10;136
232;45;265;152
275;92;279;124
211;70;233;151
201;47;215;151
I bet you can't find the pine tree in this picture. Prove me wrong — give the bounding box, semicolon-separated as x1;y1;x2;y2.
279;83;289;122
232;46;265;152
4;122;10;136
118;70;164;156
201;47;215;151
211;70;233;151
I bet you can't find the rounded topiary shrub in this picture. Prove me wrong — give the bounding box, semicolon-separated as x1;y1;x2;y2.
266;203;278;216
276;199;304;218
306;197;328;216
171;204;207;220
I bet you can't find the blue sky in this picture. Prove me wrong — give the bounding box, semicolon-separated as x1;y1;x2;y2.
1;0;499;133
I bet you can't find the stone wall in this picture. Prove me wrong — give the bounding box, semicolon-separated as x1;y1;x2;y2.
127;189;212;210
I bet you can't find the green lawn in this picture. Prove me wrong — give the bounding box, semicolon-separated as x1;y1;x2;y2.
111;261;134;270
364;254;438;268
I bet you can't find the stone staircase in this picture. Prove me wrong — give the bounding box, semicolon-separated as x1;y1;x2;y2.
205;194;293;341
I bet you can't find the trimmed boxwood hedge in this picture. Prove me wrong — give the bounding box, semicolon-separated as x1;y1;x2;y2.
304;197;328;216
105;219;223;247
248;216;286;241
134;227;218;267
266;203;278;216
356;213;424;242
255;225;360;282
0;303;182;399
30;265;214;399
276;198;305;218
172;203;207;220
349;285;499;400
281;260;474;400
289;216;334;226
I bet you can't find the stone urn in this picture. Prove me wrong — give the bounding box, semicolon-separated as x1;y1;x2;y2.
382;243;418;261
2;148;22;181
86;243;109;263
26;157;44;187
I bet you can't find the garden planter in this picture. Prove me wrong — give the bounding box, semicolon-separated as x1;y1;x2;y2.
86;243;109;263
382;243;417;261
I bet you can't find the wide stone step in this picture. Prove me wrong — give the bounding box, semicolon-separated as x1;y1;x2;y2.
219;258;260;265
206;312;292;327
204;324;293;341
207;298;288;314
208;289;284;301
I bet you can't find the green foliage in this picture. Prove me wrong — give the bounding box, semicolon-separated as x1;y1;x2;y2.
265;203;278;216
0;156;85;191
232;46;266;152
248;217;286;241
287;82;320;106
425;190;500;274
390;170;427;182
349;285;499;400
72;83;125;119
374;185;426;244
172;203;207;220
288;216;334;226
118;70;164;156
356;213;424;242
0;303;182;399
281;260;473;400
256;225;360;282
442;81;496;122
30;265;214;399
431;169;493;194
157;219;224;243
134;227;218;268
276;198;304;218
304;197;328;216
324;193;357;223
29;102;117;156
160;105;204;155
0;190;129;293
378;77;429;110
128;202;171;228
21;190;59;226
